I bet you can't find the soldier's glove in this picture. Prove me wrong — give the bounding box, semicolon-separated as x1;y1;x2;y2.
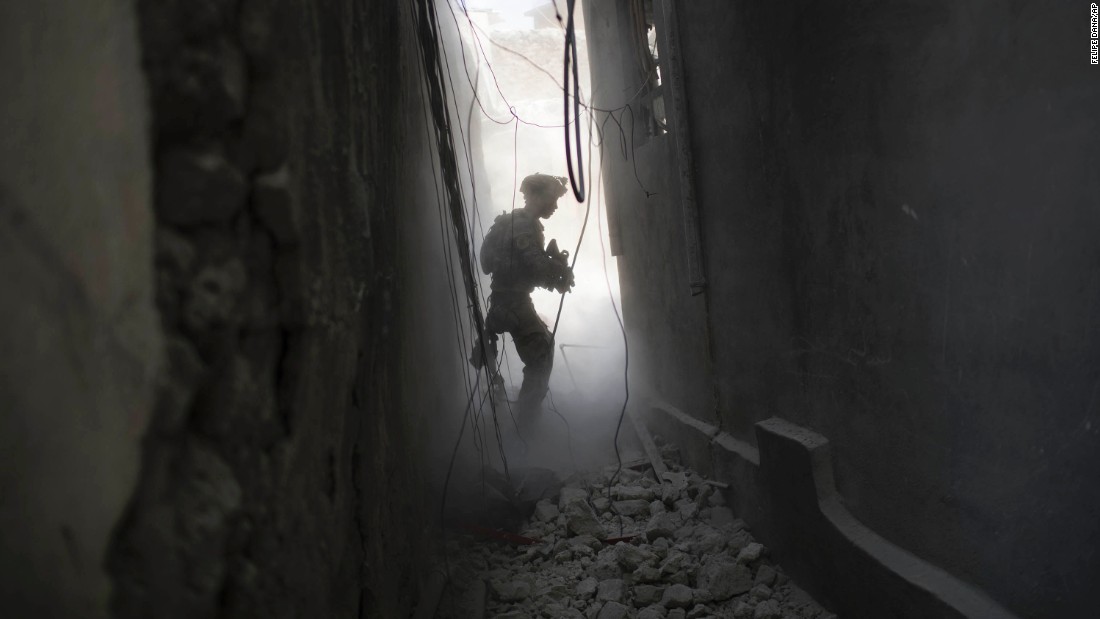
551;264;575;294
545;239;574;294
562;265;575;292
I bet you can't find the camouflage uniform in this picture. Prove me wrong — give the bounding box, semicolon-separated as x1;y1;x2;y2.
479;208;567;412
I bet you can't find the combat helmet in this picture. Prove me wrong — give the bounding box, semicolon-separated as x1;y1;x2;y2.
519;173;568;198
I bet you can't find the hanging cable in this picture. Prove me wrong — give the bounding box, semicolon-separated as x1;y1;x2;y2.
414;0;514;530
563;0;586;202
550;100;597;342
590;120;631;501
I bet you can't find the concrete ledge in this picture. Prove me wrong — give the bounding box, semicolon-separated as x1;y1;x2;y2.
643;401;1018;619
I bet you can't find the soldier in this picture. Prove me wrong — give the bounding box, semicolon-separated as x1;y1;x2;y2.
473;173;575;415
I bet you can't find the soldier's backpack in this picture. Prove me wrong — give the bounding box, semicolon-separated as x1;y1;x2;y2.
479;211;511;275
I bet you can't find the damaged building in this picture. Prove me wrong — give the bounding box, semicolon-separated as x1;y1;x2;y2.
1;0;1096;618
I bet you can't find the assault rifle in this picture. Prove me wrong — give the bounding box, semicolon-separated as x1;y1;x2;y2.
545;239;574;294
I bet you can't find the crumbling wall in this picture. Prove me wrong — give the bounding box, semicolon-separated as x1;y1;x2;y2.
2;0;480;616
103;1;469;618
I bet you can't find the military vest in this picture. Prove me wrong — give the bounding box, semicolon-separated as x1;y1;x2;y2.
480;210;544;289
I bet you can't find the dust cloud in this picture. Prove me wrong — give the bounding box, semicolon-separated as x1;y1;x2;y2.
448;0;635;476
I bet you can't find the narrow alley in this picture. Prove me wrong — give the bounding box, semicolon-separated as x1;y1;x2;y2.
2;1;1097;618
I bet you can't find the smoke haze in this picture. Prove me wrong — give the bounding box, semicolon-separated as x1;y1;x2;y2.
449;0;636;475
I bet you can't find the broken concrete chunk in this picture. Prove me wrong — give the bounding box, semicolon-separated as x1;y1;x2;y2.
645;512;677;542
752;599;781;619
737;542;765;564
612;485;656;502
539;603;571;617
697;557;752;601
613;543;656;572
637;606;666;619
692;484;714;507
569;535;600;555
596;601;631;619
676;499;699;521
691;588;714;604
632;584;663;607
659;549;688;577
596;578;624;603
560;486;588;507
673;524;695;541
633;565;661;583
661;583;693;609
749;583;773;601
591;549;622;580
651;537;671;555
727;529;754;554
612;499;650;518
564;499;606;539
525;543;553;562
534;499;560;523
753;564;777;587
732;600;755;619
660;471;688;491
489;578;531;602
540;582;573;602
576;577;598;600
690;527;728;556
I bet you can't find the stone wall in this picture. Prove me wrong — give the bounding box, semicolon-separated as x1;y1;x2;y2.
105;0;477;617
2;0;474;617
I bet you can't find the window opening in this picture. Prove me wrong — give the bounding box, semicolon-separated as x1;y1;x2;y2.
632;0;667;136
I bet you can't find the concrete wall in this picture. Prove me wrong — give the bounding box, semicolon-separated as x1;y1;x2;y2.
2;0;472;617
0;1;160;617
584;1;717;426
586;0;1099;616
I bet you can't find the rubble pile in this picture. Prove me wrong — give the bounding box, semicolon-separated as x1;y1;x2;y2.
440;462;834;619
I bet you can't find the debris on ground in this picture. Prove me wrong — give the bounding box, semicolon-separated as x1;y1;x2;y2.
437;460;835;619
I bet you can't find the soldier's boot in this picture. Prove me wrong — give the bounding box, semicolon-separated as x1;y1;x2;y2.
469;332;499;370
489;371;508;405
